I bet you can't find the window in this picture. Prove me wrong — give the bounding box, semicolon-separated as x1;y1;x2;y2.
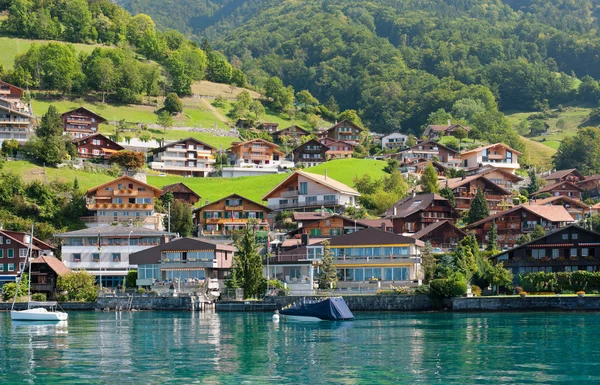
0;249;3;258
0;236;3;244
112;253;121;262
571;248;578;257
93;253;100;262
73;254;81;262
573;233;579;240
299;182;308;195
552;249;559;259
0;264;3;272
562;234;569;240
7;263;14;271
19;249;27;258
6;239;10;244
7;249;14;258
324;195;336;202
306;196;317;204
582;248;589;257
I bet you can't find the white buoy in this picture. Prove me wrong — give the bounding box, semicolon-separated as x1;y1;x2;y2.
272;310;280;323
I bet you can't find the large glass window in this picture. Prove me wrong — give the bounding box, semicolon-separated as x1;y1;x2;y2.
73;254;81;262
393;268;409;280
552;249;559;259
299;182;308;195
112;253;121;262
355;269;364;281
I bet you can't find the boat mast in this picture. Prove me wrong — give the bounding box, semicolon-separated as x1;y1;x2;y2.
27;224;33;303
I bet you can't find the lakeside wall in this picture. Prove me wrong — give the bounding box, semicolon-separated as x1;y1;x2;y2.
0;296;205;311
452;296;600;311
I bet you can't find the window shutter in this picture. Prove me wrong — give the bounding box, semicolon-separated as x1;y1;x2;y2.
225;199;230;206
259;212;264;219
218;212;222;218
203;212;207;219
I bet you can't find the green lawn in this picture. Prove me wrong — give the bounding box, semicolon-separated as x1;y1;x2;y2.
0;37;100;69
5;160;114;190
148;158;387;203
520;136;557;171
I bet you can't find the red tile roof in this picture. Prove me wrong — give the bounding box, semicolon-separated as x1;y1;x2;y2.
32;256;71;276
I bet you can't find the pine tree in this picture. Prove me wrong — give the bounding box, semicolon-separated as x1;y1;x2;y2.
421;241;436;282
467;189;489;224
440;186;456;208
454;240;477;283
528;169;540;194
231;225;264;298
73;177;79;191
318;240;337;289
420;162;440;193
486;220;498;252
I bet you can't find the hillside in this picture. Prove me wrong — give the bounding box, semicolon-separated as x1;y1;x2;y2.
0;37;100;70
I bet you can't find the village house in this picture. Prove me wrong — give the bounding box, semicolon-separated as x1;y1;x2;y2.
410;220;467;251
464;204;575;248
83;175;164;229
61;107;107;139
532;181;583;200
493;225;600;276
529;196;590;222
384;193;460;234
256;122;279;133
460;143;520;174
576;175;600;198
444;174;513;214
223;139;291;177
72;133;124;160
0;229;54;286
423;122;471;139
272;125;309;143
160;182;200;205
149;137;217;177
324;119;364;144
266;228;423;294
55;226;174;288
286;213;392;238
193;194;272;236
262;170;360;212
395;141;461;169
291;139;329;167
30;256;71;300
0;80;35;144
381;133;408;151
130;237;235;289
400;159;447;176
319;138;355;159
466;166;524;192
543;169;585;185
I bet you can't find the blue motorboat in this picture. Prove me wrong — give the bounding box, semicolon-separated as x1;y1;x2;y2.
279;297;354;321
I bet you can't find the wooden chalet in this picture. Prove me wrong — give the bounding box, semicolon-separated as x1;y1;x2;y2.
400;159;447;175
325;119;363;144
493;225;600;276
466;166;524;192
384;193;460;234
532;181;583;200
423;122;471;139
410;220;466;250
319;138;355;159
464;204;575;248
444;174;513;213
30;256;71;300
161;182;200;205
61;107;107;139
291;139;328;167
193;194;272;236
395;140;461;169
543;169;585;185
460;143;520;174
0;80;35;144
272;125;310;142
286;214;392;238
149;137;217;177
529;196;590;222
0;229;54;285
257;122;279;133
228;138;283;166
576;175;600;198
72;133;124;160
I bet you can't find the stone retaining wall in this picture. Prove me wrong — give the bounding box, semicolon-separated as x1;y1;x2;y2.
452;296;600;311
0;296;203;312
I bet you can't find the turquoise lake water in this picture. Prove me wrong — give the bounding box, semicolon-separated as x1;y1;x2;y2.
1;311;600;384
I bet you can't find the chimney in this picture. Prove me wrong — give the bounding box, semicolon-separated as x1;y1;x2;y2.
412;190;416;198
381;222;386;231
324;169;327;180
447;119;451;127
393;207;397;216
301;233;309;246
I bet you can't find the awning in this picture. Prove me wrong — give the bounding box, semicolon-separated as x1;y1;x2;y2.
102;148;118;154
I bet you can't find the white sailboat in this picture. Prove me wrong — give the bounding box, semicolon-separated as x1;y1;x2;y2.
10;225;68;322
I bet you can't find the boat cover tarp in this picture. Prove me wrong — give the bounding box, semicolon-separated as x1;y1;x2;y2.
280;297;354;320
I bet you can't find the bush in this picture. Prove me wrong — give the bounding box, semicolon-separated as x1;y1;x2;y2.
31;293;47;301
577;291;585;295
430;273;467;298
471;285;482;296
136;288;146;294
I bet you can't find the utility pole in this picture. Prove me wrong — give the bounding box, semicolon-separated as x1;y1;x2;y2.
168;201;171;233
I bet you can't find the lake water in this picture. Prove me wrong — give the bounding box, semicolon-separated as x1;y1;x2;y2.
1;311;599;384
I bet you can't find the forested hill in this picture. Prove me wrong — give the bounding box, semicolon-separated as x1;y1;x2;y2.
115;0;600;136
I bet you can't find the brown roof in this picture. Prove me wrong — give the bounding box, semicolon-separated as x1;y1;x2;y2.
228;138;283;155
533;181;584;195
161;182;201;200
32;256;71;276
87;175;163;195
0;79;24;93
427;124;471;132
192;193;272;213
444;174;511;195
460;143;522;156
281;238;327;248
410;220;467;240
354;218;393;229
384;193;457;218
129;237;235;265
151;137;216;153
404;140;460;155
465;205;575;229
274;125;310;136
72;133;125;150
530;196;590;209
543;169;584;181
328;227;423;247
62;106;107;123
327;119;364;134
292;212;332;221
262;171;359;200
473;166;524;182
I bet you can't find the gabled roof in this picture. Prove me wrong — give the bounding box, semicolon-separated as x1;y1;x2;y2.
161;182;200;200
32;256;71;276
262;171;359;200
0;230;49;250
0;80;24;93
54;226;175;238
444;174;511;195
293;212;332;221
151;137;216;153
530;195;589;209
465;204;575;229
228;138;283;154
319;138;356;148
286;214;391;237
293;139;328;152
328;227;423;247
402;140;460;155
72;133;125;150
460;143;522;156
327;119;364;134
384;193;457;218
411;220;467;240
129;237;235;264
492;225;600;259
544;169;584;181
274;125;310;136
471;166;524;182
580;174;600;183
533;181;584;195
426;123;471;132
192;193;272;213
87;175;163;196
62;106;106;123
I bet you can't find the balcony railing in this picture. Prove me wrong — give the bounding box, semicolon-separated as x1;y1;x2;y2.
80;215;160;227
225;205;244;211
266;255;421;264
280;190;300;198
87;202;153;210
503;256;597;267
270;198;341;210
113;189;139;197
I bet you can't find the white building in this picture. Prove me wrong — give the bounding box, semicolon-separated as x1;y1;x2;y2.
381;133;408;150
54;226;175;288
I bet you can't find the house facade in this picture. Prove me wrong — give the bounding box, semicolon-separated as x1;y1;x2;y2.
161;182;200;205
396;141;461;168
150;138;216;177
460;143;520;173
444;174;513;213
385;193;460;234
30;256;71;300
410;220;466;251
464;205;575;248
55;226;174;288
0;80;35;144
0;229;54;286
319;138;355;159
381;133;408;150
467;166;524;192
287;214;389;238
423;122;471;139
532;181;583;200
494;226;600;276
576;175;600;198
223;139;292;177
272;125;309;143
292;139;328;167
61;107;107;139
262;170;360;212
257;122;279;133
325;119;363;144
193;194;272;235
543;169;585;185
72;133;124;160
131;237;235;288
530;196;590;222
83;176;164;229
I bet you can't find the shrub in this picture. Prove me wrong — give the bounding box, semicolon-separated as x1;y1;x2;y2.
31;293;47;301
561;290;574;294
471;285;482;296
514;286;524;294
415;285;430;294
430;273;467;298
136;288;146;294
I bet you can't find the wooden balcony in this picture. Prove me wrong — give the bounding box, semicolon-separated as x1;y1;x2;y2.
113;189;139;197
67;118;92;125
87;202;153;210
225;205;244;211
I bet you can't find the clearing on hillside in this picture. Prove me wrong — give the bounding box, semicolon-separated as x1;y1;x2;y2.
191;81;261;99
520;136;556;171
0;37;100;69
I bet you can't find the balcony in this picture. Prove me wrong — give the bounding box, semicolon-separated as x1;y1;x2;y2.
67;118;92;125
0;118;30;124
80;215;160;227
87;202;153;210
225;205;244;211
280;190;300;198
270;198;341;210
113;189;139;197
251;146;267;152
248;155;271;161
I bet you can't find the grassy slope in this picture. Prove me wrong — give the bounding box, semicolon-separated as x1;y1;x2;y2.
520;136;556;171
6;161;114;190
147;158;387;203
0;37;99;70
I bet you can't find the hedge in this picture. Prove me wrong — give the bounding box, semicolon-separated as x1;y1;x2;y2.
519;271;600;293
